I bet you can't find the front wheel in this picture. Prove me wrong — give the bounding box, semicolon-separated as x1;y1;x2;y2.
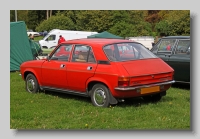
25;74;39;93
91;84;110;107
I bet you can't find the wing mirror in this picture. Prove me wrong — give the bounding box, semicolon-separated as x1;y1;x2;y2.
186;50;190;54
186;47;190;54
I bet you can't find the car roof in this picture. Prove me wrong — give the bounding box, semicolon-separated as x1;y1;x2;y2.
161;36;190;39
63;38;133;46
60;38;135;61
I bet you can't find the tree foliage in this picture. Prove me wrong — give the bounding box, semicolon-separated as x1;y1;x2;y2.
74;10;114;32
27;10;46;31
10;10;29;23
35;15;75;32
10;10;190;37
155;10;190;36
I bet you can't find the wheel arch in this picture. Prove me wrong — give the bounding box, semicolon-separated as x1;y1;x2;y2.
23;69;41;86
86;79;118;105
42;46;48;49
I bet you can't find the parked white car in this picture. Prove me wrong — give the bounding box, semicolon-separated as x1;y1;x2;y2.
27;29;40;37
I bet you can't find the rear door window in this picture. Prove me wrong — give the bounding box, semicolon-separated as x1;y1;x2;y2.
175;39;190;54
71;45;96;63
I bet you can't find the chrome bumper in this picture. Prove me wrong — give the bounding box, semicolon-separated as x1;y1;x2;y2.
114;80;175;91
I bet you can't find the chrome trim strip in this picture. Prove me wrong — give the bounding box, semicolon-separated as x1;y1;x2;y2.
114;80;175;91
175;81;190;84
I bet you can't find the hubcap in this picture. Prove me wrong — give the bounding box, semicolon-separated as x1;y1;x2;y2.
93;88;106;106
27;78;35;92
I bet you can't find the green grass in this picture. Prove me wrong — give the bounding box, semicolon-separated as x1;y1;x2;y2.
10;71;190;130
34;36;43;41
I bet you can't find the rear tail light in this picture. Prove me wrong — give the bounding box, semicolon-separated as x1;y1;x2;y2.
118;77;130;87
172;71;174;80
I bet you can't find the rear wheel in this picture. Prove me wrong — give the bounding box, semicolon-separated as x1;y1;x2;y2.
25;74;39;93
91;84;110;107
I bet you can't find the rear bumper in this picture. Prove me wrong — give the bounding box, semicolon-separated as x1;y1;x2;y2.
114;80;175;91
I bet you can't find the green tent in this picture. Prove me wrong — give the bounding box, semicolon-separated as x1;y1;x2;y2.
10;21;34;71
87;31;123;39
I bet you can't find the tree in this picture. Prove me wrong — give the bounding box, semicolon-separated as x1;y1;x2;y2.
109;10;152;37
46;10;53;20
145;10;161;35
155;10;190;36
35;15;75;32
10;10;29;23
10;10;15;22
75;10;114;32
27;10;46;31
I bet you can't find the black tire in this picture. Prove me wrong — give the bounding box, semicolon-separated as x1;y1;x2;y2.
25;74;39;93
90;84;110;107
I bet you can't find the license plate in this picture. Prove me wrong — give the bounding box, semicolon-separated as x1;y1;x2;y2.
141;86;160;94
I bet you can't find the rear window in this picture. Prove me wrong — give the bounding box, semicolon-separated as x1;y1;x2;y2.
103;42;157;61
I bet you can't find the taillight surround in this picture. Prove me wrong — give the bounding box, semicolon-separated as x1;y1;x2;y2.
118;72;174;88
118;77;130;87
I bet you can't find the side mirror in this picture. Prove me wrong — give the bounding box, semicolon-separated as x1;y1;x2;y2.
187;47;190;54
186;50;190;55
46;56;50;61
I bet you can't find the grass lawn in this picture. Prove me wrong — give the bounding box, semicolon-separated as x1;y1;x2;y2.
10;71;190;130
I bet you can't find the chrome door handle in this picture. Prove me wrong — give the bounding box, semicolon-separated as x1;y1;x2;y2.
60;64;65;68
87;66;92;70
165;54;171;57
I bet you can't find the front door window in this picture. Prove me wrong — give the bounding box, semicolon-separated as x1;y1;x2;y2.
157;39;176;51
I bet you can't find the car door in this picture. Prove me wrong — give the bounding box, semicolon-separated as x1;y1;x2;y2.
166;39;190;83
152;39;177;62
45;34;57;48
41;44;73;89
66;45;97;92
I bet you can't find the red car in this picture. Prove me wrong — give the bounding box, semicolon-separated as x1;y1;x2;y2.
20;39;175;107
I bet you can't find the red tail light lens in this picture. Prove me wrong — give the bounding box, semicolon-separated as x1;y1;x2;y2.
118;77;130;87
172;71;174;80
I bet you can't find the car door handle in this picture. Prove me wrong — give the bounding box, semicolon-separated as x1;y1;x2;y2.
60;64;65;68
87;66;92;70
165;54;171;57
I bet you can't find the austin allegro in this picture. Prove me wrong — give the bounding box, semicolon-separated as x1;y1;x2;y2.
20;38;175;107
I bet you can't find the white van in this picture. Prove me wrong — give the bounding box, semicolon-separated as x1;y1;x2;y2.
127;36;154;50
39;29;98;49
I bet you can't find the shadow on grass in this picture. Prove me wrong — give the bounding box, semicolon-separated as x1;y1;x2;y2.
172;83;190;90
42;90;91;104
115;95;174;108
40;90;174;108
